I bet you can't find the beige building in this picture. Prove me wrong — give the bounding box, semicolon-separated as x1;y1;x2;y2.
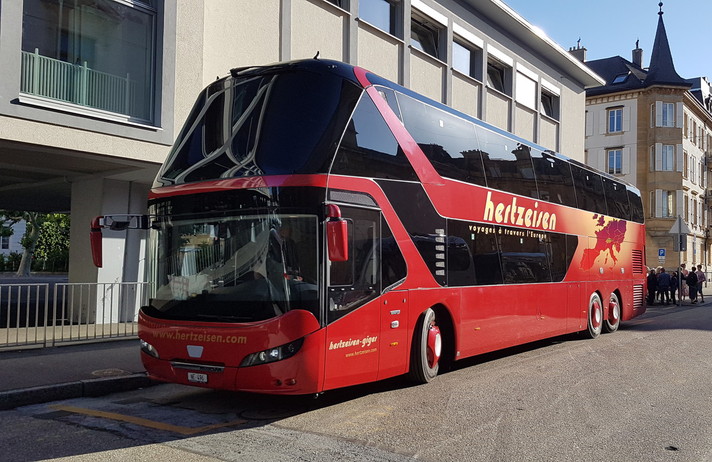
581;7;712;268
0;0;602;285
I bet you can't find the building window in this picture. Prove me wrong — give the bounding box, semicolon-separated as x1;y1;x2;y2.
487;59;511;95
540;90;559;120
651;144;675;171
1;235;9;250
607;149;623;175
410;13;441;59
452;40;481;80
651;190;675;218
661;145;674;171
515;71;536;110
608;107;623;133
20;0;157;122
360;0;398;36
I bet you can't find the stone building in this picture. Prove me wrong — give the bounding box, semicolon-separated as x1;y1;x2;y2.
581;5;712;268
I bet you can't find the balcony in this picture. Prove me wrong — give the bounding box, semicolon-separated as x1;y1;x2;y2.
20;49;149;121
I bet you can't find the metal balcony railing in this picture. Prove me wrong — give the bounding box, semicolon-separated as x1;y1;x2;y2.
20;49;147;120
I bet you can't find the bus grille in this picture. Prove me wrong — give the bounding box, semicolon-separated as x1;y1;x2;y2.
633;284;644;308
632;250;644;274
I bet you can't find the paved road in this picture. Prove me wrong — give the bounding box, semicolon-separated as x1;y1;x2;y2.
1;303;711;461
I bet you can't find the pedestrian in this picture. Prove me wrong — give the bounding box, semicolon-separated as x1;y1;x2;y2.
670;271;678;304
657;268;671;305
680;264;689;301
647;269;658;305
687;268;698;303
696;265;706;303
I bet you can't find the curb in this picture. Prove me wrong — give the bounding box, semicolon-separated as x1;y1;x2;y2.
0;373;155;410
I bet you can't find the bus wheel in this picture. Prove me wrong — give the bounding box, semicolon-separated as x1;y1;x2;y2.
586;293;603;339
408;308;442;383
603;292;621;333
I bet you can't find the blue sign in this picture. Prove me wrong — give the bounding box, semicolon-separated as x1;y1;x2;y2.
659;248;666;257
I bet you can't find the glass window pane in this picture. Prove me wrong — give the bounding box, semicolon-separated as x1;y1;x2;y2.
360;0;396;35
397;92;485;185
21;0;156;120
530;149;576;207
453;41;471;76
477;126;538;199
571;165;607;215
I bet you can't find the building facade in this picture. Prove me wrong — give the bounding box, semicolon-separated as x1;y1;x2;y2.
582;7;712;269
0;0;602;284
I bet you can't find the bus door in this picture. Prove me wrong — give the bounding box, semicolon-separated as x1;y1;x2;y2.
323;206;383;390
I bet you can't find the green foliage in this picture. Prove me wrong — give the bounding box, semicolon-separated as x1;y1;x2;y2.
33;214;70;272
0;211;70;274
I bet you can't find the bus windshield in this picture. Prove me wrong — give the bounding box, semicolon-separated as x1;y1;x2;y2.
146;214;320;323
155;67;362;186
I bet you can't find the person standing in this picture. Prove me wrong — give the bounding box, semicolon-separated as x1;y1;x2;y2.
696;265;706;302
687;268;698;304
657;268;671;305
647;269;658;305
670;271;678;304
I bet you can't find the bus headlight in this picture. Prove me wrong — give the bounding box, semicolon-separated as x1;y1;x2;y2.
140;339;160;358
240;338;304;367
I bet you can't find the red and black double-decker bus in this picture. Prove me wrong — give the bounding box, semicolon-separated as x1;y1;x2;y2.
92;59;646;394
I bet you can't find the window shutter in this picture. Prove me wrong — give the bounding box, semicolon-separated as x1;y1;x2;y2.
655;143;663;171
585;111;593;136
676;190;684;217
655;101;663;127
599;110;607;134
622;107;630;132
655;190;663;217
676;102;684;128
622;147;631;174
598;150;606;172
677;146;684;172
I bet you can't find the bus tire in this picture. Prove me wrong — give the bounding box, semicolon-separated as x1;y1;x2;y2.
586;292;603;339
408;308;442;383
603;292;621;333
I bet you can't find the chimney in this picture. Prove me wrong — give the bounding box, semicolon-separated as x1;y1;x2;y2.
632;39;643;67
569;39;587;62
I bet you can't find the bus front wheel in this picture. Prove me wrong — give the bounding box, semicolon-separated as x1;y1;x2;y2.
408;308;442;383
586;293;603;339
603;292;621;333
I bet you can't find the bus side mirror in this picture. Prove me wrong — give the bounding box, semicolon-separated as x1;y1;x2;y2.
327;219;349;262
90;216;104;268
325;204;348;262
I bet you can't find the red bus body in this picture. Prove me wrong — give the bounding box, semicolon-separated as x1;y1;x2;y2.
101;60;646;394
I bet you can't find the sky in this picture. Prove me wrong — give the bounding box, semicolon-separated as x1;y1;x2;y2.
501;0;709;79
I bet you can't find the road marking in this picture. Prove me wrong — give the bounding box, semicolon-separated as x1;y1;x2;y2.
50;404;247;435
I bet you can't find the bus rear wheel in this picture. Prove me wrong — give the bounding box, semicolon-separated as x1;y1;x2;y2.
586;293;603;339
408;308;442;383
603;292;621;333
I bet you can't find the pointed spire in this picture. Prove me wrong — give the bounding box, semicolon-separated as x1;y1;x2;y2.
644;2;689;87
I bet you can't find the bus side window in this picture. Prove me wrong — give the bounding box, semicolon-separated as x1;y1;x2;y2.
397;92;486;187
498;228;552;284
476;127;538;200
530;149;577;208
571;165;608;215
331;94;418;181
328;208;381;323
602;177;631;220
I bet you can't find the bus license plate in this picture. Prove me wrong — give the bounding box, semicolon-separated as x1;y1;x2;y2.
187;372;208;383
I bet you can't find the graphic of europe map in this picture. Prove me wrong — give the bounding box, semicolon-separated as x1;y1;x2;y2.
581;215;627;270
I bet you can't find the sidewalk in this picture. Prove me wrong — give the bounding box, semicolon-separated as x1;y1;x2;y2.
0;339;152;410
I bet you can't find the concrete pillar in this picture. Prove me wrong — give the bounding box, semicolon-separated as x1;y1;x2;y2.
68;178;149;323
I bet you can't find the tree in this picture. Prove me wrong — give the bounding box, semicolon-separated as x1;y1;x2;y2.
34;214;70;272
0;211;69;276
